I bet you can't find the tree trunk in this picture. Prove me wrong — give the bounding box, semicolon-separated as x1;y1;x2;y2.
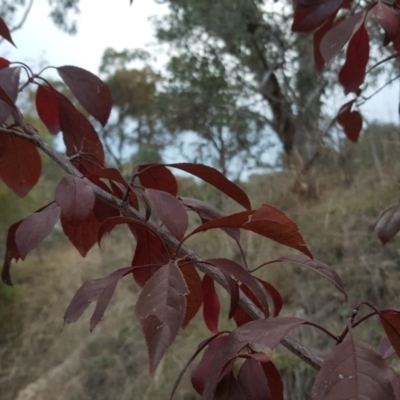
289;35;323;199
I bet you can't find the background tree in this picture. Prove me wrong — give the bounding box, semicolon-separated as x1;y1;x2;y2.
98;48;168;168
160;51;273;178
153;0;397;196
1;0;80;35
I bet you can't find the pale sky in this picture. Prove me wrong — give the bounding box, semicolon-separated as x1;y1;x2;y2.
2;0;399;127
4;0;168;75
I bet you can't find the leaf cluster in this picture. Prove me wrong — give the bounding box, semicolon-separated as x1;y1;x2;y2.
1;7;400;399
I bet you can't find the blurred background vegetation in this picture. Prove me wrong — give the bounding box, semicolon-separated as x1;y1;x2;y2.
1;0;400;399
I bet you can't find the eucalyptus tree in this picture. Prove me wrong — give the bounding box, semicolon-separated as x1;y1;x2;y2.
154;0;395;195
98;48;169;168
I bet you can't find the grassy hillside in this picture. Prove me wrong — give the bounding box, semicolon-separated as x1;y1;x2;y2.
1;124;400;399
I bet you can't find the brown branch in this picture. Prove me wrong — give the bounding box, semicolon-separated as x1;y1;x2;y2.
0;126;323;371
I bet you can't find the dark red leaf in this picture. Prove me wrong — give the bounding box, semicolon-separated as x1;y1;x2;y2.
168;163;251;210
379;310;400;359
15;203;61;259
378;336;396;360
311;335;396;399
233;284;262;327
57;92;105;168
191;335;229;395
262;361;284;400
371;2;400;46
88;179;120;221
135;262;189;372
393;30;400;52
35;85;60;134
145;188;188;240
110;181;139;210
389;369;400;399
207;258;269;317
0;16;16;46
188;210;253;238
215;371;246;400
256;278;283;317
2;203;51;284
61;211;100;257
220;268;240;319
93;195;120;222
243;205;313;258
232;317;304;349
338;24;369;94
202;274;220;334
97;216;159;246
138;164;178;196
131;228;170;286
57;65;112;126
0;85;17;117
181;197;240;241
1;220;22;285
89;167;139;209
237;358;272;400
0;67;20;123
55;175;95;226
0;58;10;69
170;332;230;400
89;269;130;332
336;100;363;142
91;166;128;185
320;12;365;68
313;16;335;73
370;203;400;244
263;255;346;300
64;266;132;328
181;264;202;328
292;0;343;32
0;133;42;197
203;318;304;399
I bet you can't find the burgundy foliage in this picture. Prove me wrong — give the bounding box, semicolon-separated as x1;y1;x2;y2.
145;188;188;240
336;99;363;142
55;175;95;226
201;274;220;333
0;57;10;69
312;334;398;399
15;203;61;259
135;261;189;372
181;264;203;328
36;85;61;134
64;266;133;330
138;164;178;196
0;16;15;46
57;65;112;126
168;162;252;210
261;254;346;300
379;310;400;358
0;66;21;123
370;203;400;244
2;8;400;398
0;133;42;197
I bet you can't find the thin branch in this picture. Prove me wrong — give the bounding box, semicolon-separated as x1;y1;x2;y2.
366;52;400;75
358;73;400;106
0;126;323;371
11;0;34;34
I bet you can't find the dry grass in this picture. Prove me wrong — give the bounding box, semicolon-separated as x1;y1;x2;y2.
0;235;208;400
